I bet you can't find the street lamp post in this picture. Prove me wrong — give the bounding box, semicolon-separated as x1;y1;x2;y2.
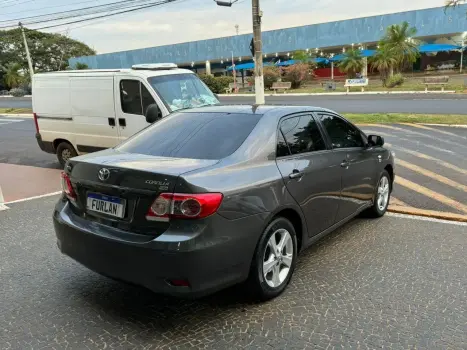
460;32;466;74
214;0;265;104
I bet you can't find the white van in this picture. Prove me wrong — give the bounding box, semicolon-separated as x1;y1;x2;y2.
32;63;219;166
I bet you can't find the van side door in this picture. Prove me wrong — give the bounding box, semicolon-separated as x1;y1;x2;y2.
114;77;166;142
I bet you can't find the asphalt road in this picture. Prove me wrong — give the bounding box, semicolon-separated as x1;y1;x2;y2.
1;196;466;349
2;94;467;114
1;116;465;217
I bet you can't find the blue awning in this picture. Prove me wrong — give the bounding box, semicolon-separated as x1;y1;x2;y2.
276;59;296;66
226;61;273;71
419;44;461;52
329;49;376;62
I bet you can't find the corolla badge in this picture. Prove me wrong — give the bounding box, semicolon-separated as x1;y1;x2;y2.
98;168;111;181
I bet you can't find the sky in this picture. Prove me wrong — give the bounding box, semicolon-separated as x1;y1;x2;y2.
0;0;448;53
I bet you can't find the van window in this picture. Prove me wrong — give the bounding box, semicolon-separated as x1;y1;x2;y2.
120;80;156;115
116;112;262;160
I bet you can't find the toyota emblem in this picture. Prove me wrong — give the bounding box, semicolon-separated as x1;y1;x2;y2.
98;168;110;181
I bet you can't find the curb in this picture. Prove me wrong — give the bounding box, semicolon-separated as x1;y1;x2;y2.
421;123;467;128
388;205;467;223
0;114;33;118
219;90;458;97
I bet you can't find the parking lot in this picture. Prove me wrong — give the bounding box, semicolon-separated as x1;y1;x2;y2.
1;196;466;349
1;113;467;349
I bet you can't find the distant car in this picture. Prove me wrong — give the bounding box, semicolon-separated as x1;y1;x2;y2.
53;105;395;300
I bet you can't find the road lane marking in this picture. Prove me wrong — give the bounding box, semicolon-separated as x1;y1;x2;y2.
387;212;467;226
4;191;62;205
395;176;467;214
399;123;467;140
396;159;467;193
386;143;467;176
364;130;456;155
361;124;466;148
0;186;9;211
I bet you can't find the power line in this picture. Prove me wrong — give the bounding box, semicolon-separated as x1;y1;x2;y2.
28;0;182;31
0;0;108;17
0;0;161;27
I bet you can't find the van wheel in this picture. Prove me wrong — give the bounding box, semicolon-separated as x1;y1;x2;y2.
246;217;297;301
56;142;77;167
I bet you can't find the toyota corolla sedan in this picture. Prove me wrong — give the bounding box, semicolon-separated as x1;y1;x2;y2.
54;105;394;300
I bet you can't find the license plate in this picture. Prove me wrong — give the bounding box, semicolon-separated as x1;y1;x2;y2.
86;193;125;218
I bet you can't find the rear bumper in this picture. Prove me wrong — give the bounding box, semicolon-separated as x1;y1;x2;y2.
36;133;55;154
53;199;266;298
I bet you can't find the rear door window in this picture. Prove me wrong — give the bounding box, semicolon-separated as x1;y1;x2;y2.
116;112;262;160
277;115;327;157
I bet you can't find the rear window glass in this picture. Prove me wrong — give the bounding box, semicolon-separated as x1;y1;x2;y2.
116;112;262;160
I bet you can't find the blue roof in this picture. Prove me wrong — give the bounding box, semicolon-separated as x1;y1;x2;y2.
70;4;467;69
419;44;462;52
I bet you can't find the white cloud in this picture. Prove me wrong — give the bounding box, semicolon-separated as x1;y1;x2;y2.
68;0;444;53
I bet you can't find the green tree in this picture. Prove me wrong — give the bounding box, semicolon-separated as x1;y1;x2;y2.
0;28;95;73
445;1;466;14
338;49;364;78
379;21;419;75
1;63;22;89
370;47;398;85
74;62;89;70
292;50;309;62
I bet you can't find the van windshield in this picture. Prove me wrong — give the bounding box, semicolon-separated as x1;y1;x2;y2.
147;74;219;112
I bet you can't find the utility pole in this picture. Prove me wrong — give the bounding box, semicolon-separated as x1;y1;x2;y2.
251;0;265;104
19;22;34;81
460;32;466;74
235;24;239;35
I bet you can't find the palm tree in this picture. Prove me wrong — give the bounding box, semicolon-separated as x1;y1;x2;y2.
337;49;364;78
379;21;419;75
1;63;22;89
370;47;398;85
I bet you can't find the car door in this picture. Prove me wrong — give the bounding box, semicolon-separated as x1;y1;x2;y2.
275;113;343;237
317;113;377;222
114;78;164;142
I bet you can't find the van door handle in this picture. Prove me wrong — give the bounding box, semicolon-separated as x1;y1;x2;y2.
108;118;115;126
118;118;126;127
289;170;303;179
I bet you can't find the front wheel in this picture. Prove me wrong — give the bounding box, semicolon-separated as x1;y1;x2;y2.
365;170;391;218
247;217;297;301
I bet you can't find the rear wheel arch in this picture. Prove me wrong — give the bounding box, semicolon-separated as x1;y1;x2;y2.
270;207;305;253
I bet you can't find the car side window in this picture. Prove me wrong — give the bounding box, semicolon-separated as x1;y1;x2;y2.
318;113;364;149
120;80;142;115
120;80;157;116
278;115;327;156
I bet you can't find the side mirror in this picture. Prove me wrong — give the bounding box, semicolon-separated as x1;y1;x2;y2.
367;134;384;147
145;104;162;123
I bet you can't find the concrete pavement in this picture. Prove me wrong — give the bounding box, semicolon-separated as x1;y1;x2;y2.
2;94;467;113
1;196;466;349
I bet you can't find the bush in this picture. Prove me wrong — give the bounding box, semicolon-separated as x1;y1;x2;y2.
198;74;233;94
9;88;26;97
385;73;404;88
263;66;281;89
283;63;310;89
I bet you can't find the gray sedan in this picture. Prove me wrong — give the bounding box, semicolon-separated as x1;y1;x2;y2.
53;105;394;300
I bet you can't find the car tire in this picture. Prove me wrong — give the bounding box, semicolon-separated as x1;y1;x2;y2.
365;170;391;218
56;142;78;168
247;217;298;301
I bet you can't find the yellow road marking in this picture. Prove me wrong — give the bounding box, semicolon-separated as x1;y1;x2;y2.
396;159;467;193
390;197;409;207
360;124;466;148
395;176;467;214
399;123;467;140
386;143;467;176
388;205;467;223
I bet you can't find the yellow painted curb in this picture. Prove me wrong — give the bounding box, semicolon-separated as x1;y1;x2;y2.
388;205;467;223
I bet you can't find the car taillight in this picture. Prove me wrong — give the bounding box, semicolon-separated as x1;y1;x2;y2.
33;113;39;133
60;171;76;200
146;193;223;221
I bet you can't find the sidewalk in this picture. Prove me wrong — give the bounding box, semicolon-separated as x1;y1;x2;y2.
219;90;458;97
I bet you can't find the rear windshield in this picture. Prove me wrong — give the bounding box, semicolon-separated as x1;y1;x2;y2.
116;112;262;160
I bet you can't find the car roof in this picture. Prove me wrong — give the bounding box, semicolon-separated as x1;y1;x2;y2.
178;104;335;116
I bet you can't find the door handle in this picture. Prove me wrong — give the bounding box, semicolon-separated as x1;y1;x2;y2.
289;170;303;179
108;118;115;126
118;118;126;127
340;160;350;168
